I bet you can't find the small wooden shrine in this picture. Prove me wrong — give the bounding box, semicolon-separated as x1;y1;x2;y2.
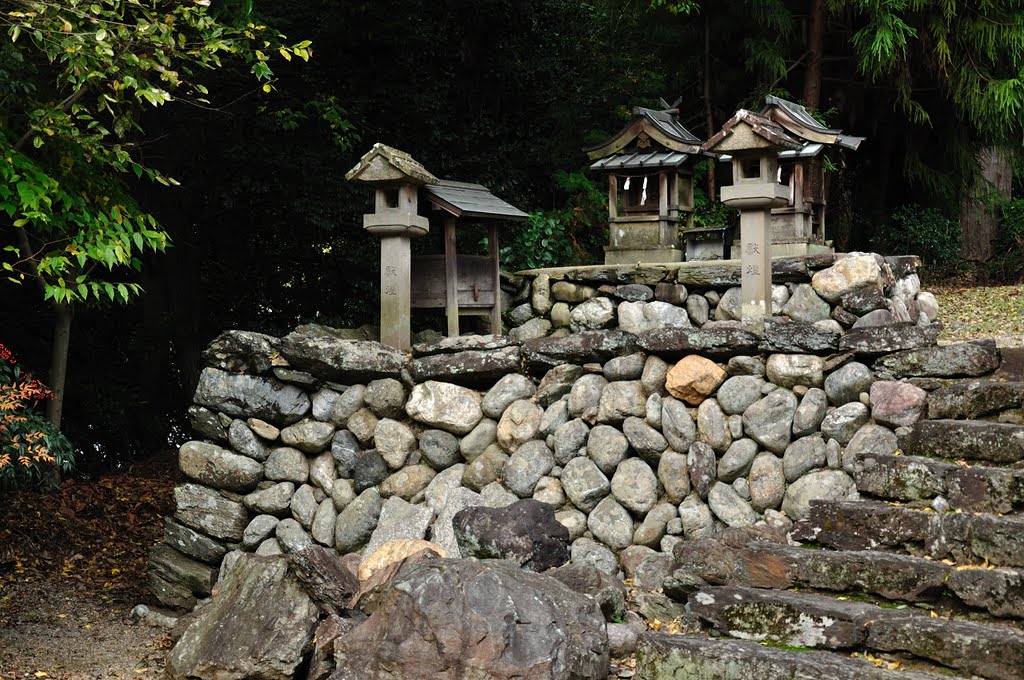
414;180;527;338
717;96;864;257
586;102;703;265
346;144;527;350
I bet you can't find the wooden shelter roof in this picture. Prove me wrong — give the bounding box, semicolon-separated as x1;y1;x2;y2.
423;180;528;222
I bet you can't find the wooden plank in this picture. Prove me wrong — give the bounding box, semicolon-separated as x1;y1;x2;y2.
444;218;459;337
412;256;498;307
488;224;501;334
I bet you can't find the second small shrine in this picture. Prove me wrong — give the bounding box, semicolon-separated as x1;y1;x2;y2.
586;103;704;265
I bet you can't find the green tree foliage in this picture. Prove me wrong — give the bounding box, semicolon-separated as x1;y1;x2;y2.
0;0;307;426
1;0;309;304
838;0;1024;139
501;171;607;271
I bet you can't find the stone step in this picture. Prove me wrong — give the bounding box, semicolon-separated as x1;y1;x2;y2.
670;537;1024;618
687;586;1024;680
927;380;1024;420
898;420;1024;464
853;452;1024;513
635;631;952;680
688;585;905;650
794;500;1024;568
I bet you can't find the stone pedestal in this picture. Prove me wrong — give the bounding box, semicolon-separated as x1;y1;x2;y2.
379;236;412;350
720;182;789;323
363;209;429;352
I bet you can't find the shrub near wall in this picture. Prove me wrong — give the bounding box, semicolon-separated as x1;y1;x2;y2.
149;253;1002;610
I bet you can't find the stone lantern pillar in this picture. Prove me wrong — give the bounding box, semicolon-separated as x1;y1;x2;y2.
346;144;437;351
704;112;798;323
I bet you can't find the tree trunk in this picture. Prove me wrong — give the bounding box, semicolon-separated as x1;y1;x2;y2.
703;11;715;200
45;302;73;429
959;146;1012;262
803;0;826;110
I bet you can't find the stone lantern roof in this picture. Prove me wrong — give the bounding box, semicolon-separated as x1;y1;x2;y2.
703;109;803;154
345;143;438;186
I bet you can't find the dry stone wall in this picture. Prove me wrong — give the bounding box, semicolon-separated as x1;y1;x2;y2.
149;252;1006;611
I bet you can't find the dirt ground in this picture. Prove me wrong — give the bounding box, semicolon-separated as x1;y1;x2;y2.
0;580;169;679
0;461;177;679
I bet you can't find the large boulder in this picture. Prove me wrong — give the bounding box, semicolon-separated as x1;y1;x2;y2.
810;254;882;303
636;327;759;359
452;499;569;572
618;301;691;334
166;554;319;680
201;330;280;374
665;356;727;405
174;483;249;542
331;559;609;680
870;381;928;428
522;331;638;372
742;389;799;454
782;470;858;520
409;347;523;387
839;324;942;355
927;380;1024;420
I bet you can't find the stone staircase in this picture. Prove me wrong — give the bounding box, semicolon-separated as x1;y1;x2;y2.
637;380;1024;680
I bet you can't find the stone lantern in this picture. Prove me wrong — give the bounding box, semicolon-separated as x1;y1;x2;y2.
586;103;704;264
345;143;437;351
703;111;799;322
720;97;865;257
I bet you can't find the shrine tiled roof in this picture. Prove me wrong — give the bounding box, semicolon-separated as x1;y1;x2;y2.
590;150;691;171
633;107;703;146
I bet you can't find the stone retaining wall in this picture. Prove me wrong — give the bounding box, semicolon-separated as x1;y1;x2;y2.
502;252;937;341
149;253;1003;611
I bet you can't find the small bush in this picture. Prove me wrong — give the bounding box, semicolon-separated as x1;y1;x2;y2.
690;161;735;230
0;343;74;492
876;204;960;267
987;198;1024;282
501;171;605;271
